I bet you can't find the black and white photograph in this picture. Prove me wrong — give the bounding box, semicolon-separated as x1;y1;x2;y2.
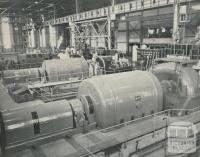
0;0;200;156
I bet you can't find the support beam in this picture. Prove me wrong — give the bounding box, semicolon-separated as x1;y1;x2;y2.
76;0;80;14
107;18;112;49
0;17;3;52
173;0;180;43
126;18;130;54
72;18;110;50
140;20;144;46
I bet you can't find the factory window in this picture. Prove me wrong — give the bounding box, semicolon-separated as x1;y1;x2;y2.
85;96;94;114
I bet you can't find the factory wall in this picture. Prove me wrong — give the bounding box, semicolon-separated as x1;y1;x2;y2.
117;20;141;52
116;7;173;51
23;2;200;51
26;22;71;49
79;0;110;12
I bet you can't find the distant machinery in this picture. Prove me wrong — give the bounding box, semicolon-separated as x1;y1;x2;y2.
2;57;89;85
42;58;89;82
2;54;135;103
0;53;51;70
2;68;41;85
89;50;133;76
2;57;89;103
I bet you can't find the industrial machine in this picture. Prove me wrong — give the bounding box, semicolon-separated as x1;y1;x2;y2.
42;58;89;82
2;57;89;103
89;53;133;76
2;68;41;85
3;57;89;85
151;61;200;110
0;53;51;70
1;58;200;152
0;71;163;152
78;71;163;128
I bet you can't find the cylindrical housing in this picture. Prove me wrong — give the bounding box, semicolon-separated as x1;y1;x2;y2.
151;63;198;97
42;58;89;82
0;100;74;151
78;71;163;129
3;68;40;84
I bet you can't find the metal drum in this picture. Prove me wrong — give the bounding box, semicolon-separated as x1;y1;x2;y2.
0;100;73;151
42;58;89;82
78;71;163;128
151;63;198;97
3;68;40;84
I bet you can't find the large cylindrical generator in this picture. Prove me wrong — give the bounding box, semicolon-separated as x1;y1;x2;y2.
78;71;163;128
0;71;164;152
2;68;40;84
42;58;89;82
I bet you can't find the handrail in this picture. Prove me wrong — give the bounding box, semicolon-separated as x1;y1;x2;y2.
77;106;200;157
79;106;200;139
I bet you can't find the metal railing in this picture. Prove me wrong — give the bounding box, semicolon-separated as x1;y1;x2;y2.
79;106;200;156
